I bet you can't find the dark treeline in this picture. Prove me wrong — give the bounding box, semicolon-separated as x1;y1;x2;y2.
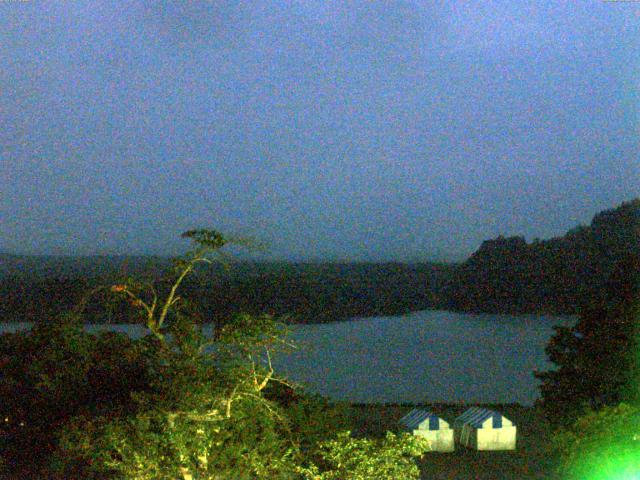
2;198;638;323
0;261;454;324
443;198;640;314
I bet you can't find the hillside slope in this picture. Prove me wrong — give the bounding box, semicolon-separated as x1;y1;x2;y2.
443;198;640;314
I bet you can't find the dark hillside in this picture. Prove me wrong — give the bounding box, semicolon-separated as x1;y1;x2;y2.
0;254;171;280
444;198;640;314
0;260;454;324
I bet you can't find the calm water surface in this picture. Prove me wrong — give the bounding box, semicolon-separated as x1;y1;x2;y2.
0;310;574;406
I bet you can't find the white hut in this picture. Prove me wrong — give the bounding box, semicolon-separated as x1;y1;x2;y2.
399;409;454;452
453;407;516;451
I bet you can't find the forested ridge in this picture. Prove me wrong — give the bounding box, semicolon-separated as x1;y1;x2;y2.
0;260;453;324
1;198;638;322
443;198;640;314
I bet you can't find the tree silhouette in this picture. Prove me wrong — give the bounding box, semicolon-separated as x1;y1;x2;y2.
535;254;640;426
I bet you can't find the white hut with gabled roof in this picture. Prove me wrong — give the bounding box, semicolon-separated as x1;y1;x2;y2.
453;407;516;451
399;408;454;452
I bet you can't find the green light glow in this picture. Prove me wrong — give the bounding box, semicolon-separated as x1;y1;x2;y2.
567;442;640;480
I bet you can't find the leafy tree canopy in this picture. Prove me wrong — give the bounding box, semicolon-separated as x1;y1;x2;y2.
1;229;429;479
535;253;640;426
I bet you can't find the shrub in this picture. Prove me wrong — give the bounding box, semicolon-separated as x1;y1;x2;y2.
297;430;429;480
0;313;146;474
553;403;640;479
54;316;301;479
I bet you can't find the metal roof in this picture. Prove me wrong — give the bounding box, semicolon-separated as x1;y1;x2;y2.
399;409;442;431
454;407;505;429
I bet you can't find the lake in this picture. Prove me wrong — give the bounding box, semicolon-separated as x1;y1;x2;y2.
0;310;574;406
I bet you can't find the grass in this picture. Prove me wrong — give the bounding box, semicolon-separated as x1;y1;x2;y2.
348;403;560;480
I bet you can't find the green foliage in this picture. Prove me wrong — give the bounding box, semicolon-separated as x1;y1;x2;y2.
0;313;147;473
553;403;640;479
1;229;434;479
181;229;227;250
535;254;640;426
296;430;429;480
55;395;299;479
51;231;303;479
280;392;352;453
218;312;290;350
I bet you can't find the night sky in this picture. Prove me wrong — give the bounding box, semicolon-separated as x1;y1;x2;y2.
1;1;639;260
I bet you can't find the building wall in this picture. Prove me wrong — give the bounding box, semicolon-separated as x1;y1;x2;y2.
456;424;477;449
476;426;517;451
413;428;455;452
456;425;517;451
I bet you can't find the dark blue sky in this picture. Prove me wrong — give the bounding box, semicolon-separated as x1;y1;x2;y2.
1;1;639;260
